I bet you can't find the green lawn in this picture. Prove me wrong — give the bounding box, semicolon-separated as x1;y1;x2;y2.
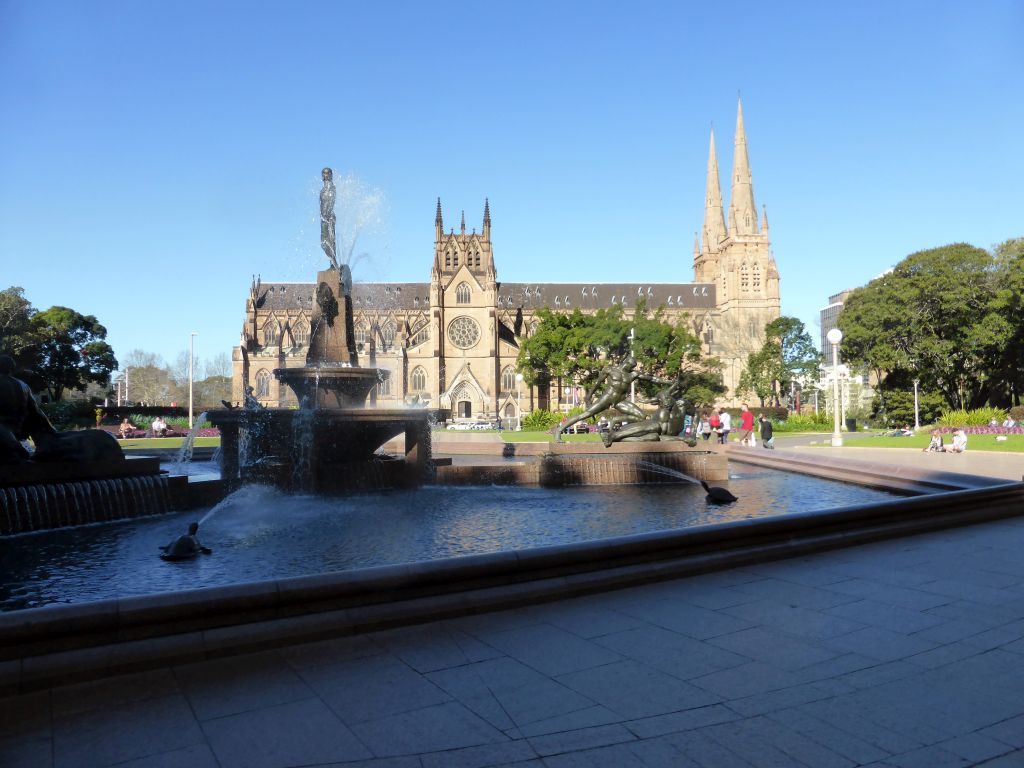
813;433;1024;453
118;436;221;449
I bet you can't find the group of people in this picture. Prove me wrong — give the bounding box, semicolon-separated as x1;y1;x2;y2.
987;416;1017;428
117;416;169;439
923;428;968;454
694;404;774;449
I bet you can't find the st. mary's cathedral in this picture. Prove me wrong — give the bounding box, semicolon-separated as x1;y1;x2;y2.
232;99;780;422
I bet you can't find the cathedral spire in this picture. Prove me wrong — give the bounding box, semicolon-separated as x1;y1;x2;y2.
482;198;491;240
460;210;466;235
729;97;758;236
702;128;728;253
435;198;443;242
761;204;769;235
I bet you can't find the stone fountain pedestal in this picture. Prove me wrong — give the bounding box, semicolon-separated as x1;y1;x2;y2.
208;407;432;493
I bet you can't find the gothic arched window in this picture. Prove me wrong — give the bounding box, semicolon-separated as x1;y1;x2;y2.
377;374;392;396
262;320;279;347
474;251;481;268
501;366;516;393
354;323;367;346
254;369;272;398
445;250;452;268
740;263;750;292
752;264;762;291
380;320;396;348
292;321;309;347
456;282;471;304
411;366;426;391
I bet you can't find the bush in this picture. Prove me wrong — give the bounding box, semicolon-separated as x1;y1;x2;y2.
1009;405;1024;422
40;400;96;430
521;409;562;431
937;407;1007;427
871;389;945;427
772;412;833;433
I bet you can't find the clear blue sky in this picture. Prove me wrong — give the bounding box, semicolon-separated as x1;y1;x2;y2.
2;0;1022;370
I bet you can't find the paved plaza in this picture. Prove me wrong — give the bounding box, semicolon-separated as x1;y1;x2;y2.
4;505;1024;767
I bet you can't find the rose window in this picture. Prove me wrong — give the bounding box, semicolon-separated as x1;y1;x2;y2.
447;316;480;349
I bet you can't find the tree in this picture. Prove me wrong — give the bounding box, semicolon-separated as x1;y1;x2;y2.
0;286;36;360
989;237;1024;406
119;349;172;405
737;317;820;407
24;307;117;401
516;301;723;408
838;243;1001;410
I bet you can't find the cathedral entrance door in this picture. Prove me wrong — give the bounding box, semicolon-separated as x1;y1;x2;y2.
457;400;472;418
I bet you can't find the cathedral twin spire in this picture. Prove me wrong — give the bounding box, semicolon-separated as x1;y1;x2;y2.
702;97;763;252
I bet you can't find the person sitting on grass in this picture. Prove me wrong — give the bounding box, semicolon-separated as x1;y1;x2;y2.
923;429;944;453
1002;416;1017;429
118;418;134;439
947;429;968;454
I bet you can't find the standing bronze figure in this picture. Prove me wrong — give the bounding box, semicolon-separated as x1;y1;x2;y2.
320;167;338;270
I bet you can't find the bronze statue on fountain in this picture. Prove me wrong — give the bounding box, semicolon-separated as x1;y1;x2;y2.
207;167;431;493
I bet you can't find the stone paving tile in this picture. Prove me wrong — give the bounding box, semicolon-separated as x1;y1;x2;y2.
880;744;973;767
201;696;371;768
824;578;954;611
320;757;421;768
980;749;1024;767
0;735;53;768
715;715;859;768
690;660;813;700
735;558;852;588
418;737;537;768
978;713;1024;748
51;669;180;719
518;600;646;639
350;700;507;757
515;705;623;739
618;598;755;640
649;581;758;610
278;632;383;668
555;659;718;720
173;649;313;721
766;706;893;765
721;597;867;640
540;740;656;767
526;722;636;757
730;577;856;610
623;703;739;739
0;689;50;739
706;626;844;671
476;623;623;677
723;682;840;718
938;732;1018;763
52;693;205;768
662;728;758;767
825;597;947;634
793;696;926;756
924;596;1024;628
112;743;221;768
371;622;503;673
427;657;596;732
305;653;452;725
592;624;749;681
823;625;938;663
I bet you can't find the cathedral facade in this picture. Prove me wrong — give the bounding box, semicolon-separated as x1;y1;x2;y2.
232;100;780;419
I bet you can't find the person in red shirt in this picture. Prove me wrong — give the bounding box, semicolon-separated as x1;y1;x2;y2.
739;404;755;446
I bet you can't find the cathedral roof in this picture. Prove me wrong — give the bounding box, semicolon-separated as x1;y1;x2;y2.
253;280;716;313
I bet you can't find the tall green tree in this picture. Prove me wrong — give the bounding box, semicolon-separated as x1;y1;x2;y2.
737;316;820;407
0;286;36;360
517;301;723;408
989;237;1024;406
837;243;1000;409
27;307;117;401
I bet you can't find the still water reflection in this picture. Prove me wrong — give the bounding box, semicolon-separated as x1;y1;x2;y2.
1;467;897;611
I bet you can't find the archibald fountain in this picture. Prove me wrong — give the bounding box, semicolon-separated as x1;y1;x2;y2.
207;168;432;493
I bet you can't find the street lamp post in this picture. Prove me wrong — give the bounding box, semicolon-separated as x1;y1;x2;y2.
188;332;198;428
827;328;843;447
515;373;524;431
913;379;920;430
628;327;636;404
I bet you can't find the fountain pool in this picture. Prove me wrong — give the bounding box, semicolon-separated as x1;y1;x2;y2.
0;466;899;611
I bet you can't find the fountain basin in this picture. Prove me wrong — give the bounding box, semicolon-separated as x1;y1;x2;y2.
208;407;432;493
273;366;385;409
